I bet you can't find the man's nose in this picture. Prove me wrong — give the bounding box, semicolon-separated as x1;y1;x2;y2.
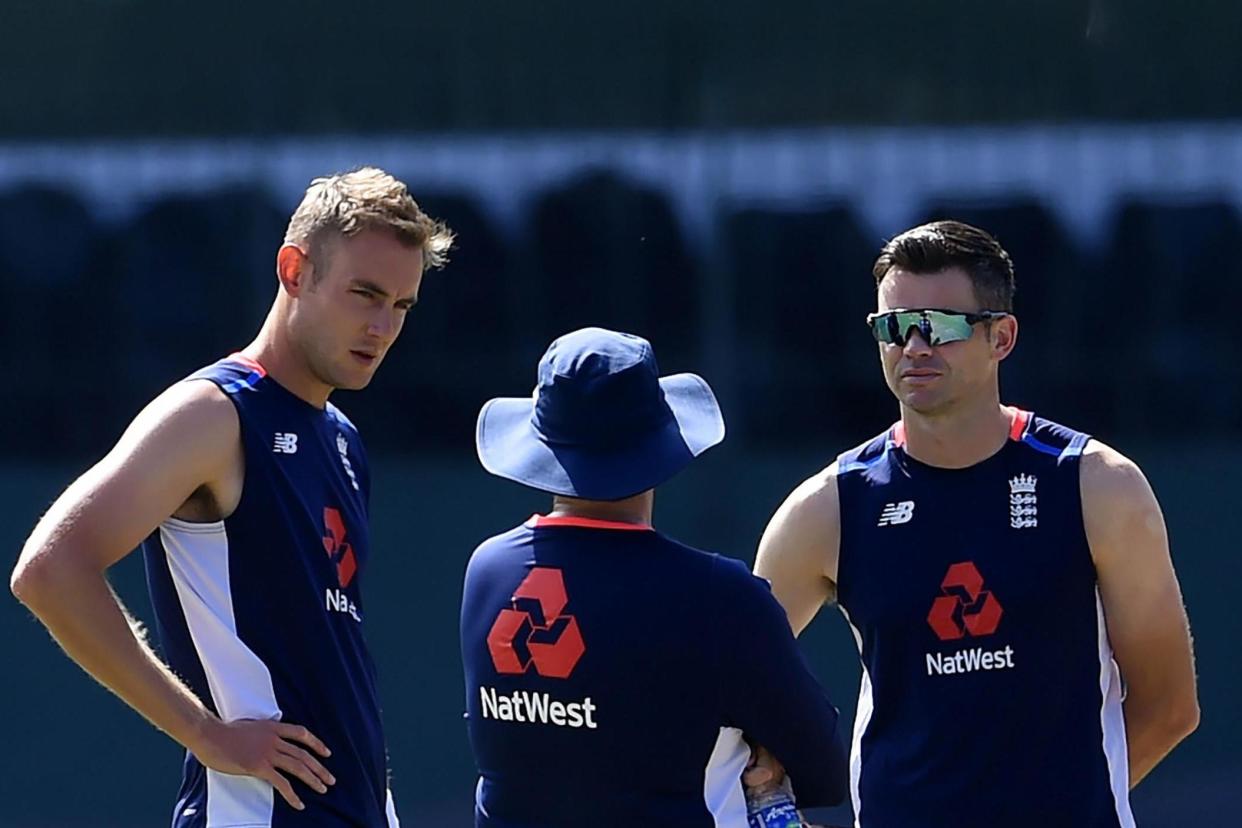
368;307;399;341
902;326;934;357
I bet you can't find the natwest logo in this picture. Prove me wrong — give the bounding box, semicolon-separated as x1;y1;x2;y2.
927;561;1003;641
487;568;585;679
323;507;357;589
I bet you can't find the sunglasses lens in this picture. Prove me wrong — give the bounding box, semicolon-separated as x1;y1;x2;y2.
870;312;907;344
868;311;979;346
870;311;922;345
923;311;975;345
869;315;891;343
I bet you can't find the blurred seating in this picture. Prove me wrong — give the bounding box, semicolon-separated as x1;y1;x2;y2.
0;185;121;457
527;170;699;368
11;180;1242;459
349;190;520;452
1095;200;1242;434
919;198;1092;423
724;202;890;446
111;188;287;402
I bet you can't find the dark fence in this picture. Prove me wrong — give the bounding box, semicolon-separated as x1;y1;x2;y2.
3;177;1241;461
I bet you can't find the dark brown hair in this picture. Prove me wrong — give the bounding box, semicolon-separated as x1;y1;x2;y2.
872;220;1015;311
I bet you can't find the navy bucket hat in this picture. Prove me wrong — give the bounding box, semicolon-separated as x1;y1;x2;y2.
476;327;725;500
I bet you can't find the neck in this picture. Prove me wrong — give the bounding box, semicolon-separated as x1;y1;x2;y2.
548;491;654;526
240;305;333;409
899;395;1013;469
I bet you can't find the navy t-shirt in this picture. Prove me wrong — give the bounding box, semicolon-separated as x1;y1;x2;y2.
835;410;1132;827
143;355;395;827
461;514;847;827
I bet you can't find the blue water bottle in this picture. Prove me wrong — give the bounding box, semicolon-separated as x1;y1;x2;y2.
746;786;803;828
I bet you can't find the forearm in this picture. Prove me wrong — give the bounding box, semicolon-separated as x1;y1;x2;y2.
13;558;215;749
1124;696;1198;787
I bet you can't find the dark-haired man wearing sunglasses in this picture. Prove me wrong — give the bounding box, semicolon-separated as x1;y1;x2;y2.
752;221;1198;827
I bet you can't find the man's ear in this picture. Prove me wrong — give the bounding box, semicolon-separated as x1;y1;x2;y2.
277;244;311;295
991;315;1019;361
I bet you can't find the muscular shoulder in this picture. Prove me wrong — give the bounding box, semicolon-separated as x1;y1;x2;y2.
1080;440;1154;509
770;464;841;546
755;463;841;630
1080;440;1163;563
105;379;244;518
19;379;243;570
123;379;239;456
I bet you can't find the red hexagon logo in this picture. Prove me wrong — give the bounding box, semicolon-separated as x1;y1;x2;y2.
927;561;1003;641
486;567;585;679
323;507;357;588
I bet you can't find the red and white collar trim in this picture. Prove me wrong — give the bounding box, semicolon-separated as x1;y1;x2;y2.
890;406;1031;447
228;352;268;376
527;514;652;531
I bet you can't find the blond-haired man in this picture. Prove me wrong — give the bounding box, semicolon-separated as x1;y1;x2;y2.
11;167;452;827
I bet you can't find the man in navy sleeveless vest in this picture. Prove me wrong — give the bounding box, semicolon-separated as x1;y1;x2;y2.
12;168;453;826
754;221;1199;827
461;327;848;827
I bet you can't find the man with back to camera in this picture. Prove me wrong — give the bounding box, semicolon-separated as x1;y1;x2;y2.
11;167;453;827
460;326;849;827
752;221;1199;826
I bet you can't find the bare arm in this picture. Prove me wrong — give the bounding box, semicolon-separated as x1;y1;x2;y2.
1081;441;1199;788
754;466;840;635
10;380;334;809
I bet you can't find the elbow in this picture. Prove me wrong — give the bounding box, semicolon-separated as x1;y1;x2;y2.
11;552;62;613
1171;696;1201;741
11;557;43;606
1145;692;1200;749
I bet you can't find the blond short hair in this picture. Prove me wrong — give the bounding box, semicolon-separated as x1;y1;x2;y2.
284;166;453;271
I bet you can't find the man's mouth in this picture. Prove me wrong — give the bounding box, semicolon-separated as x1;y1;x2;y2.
900;368;941;384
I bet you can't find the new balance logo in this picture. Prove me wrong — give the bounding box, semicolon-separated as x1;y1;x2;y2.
878;501;915;526
273;433;298;454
